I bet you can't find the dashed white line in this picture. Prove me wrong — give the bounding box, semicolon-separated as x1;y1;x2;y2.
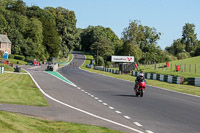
103;103;108;105
98;100;103;102
146;130;154;133
85;92;88;94
27;68;145;133
109;106;114;110
134;122;143;127
91;95;94;97
81;90;85;92
94;97;99;100
115;111;121;114
77;87;81;89
124;116;131;119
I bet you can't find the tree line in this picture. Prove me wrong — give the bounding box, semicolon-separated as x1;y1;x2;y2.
0;0;200;65
0;0;80;61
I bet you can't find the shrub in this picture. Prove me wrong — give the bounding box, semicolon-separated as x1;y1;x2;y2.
14;55;25;61
9;54;14;59
25;56;40;63
0;50;4;57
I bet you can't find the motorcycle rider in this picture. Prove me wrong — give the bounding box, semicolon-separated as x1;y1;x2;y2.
134;73;145;90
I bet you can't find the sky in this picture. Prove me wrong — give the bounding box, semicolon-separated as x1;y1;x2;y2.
22;0;200;50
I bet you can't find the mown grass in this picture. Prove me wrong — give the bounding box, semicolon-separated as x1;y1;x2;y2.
0;111;123;133
81;55;200;96
0;58;27;65
59;54;73;67
0;73;48;106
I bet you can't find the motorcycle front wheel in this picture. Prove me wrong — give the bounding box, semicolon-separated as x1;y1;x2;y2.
140;89;143;97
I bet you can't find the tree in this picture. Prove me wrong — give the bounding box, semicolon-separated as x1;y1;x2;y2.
45;7;79;57
80;26;120;53
42;18;61;58
90;38;114;66
121;20;162;63
181;23;199;54
0;14;7;33
122;40;142;62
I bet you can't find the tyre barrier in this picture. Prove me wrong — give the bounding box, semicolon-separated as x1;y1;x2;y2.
0;66;4;74
93;66;120;74
188;78;200;86
132;70;184;85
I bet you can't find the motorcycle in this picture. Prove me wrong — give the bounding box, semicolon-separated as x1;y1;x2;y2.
135;79;146;97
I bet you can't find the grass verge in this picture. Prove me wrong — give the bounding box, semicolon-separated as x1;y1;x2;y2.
0;73;48;106
59;54;73;67
0;111;123;133
81;55;200;96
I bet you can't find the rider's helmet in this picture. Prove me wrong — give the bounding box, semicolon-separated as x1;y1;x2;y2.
139;73;144;79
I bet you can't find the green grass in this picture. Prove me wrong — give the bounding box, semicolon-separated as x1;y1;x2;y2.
139;56;200;78
0;58;27;65
81;55;200;96
59;54;73;67
0;63;27;73
0;111;123;133
0;73;48;106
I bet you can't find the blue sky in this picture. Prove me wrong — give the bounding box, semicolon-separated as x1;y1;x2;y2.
23;0;200;49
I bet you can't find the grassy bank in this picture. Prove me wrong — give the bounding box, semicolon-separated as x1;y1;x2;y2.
0;111;123;133
81;55;200;96
59;54;73;67
0;73;48;106
138;56;200;78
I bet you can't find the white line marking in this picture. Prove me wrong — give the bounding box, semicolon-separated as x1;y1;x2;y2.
56;71;77;87
85;92;88;94
98;100;103;102
124;116;131;119
134;122;143;127
109;106;114;110
103;103;108;105
115;111;121;114
91;95;94;97
26;68;144;133
77;87;81;89
146;130;154;133
94;97;99;100
81;90;85;92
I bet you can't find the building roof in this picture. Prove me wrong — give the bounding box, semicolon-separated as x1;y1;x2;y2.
0;34;11;43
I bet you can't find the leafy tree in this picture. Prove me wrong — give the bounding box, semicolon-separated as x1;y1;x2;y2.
121;20;162;63
42;18;61;58
81;26;120;53
90;38;114;66
45;7;79;57
181;23;199;54
122;40;142;62
0;14;7;33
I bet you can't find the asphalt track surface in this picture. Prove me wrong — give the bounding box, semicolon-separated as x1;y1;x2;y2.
1;52;200;133
58;52;200;133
